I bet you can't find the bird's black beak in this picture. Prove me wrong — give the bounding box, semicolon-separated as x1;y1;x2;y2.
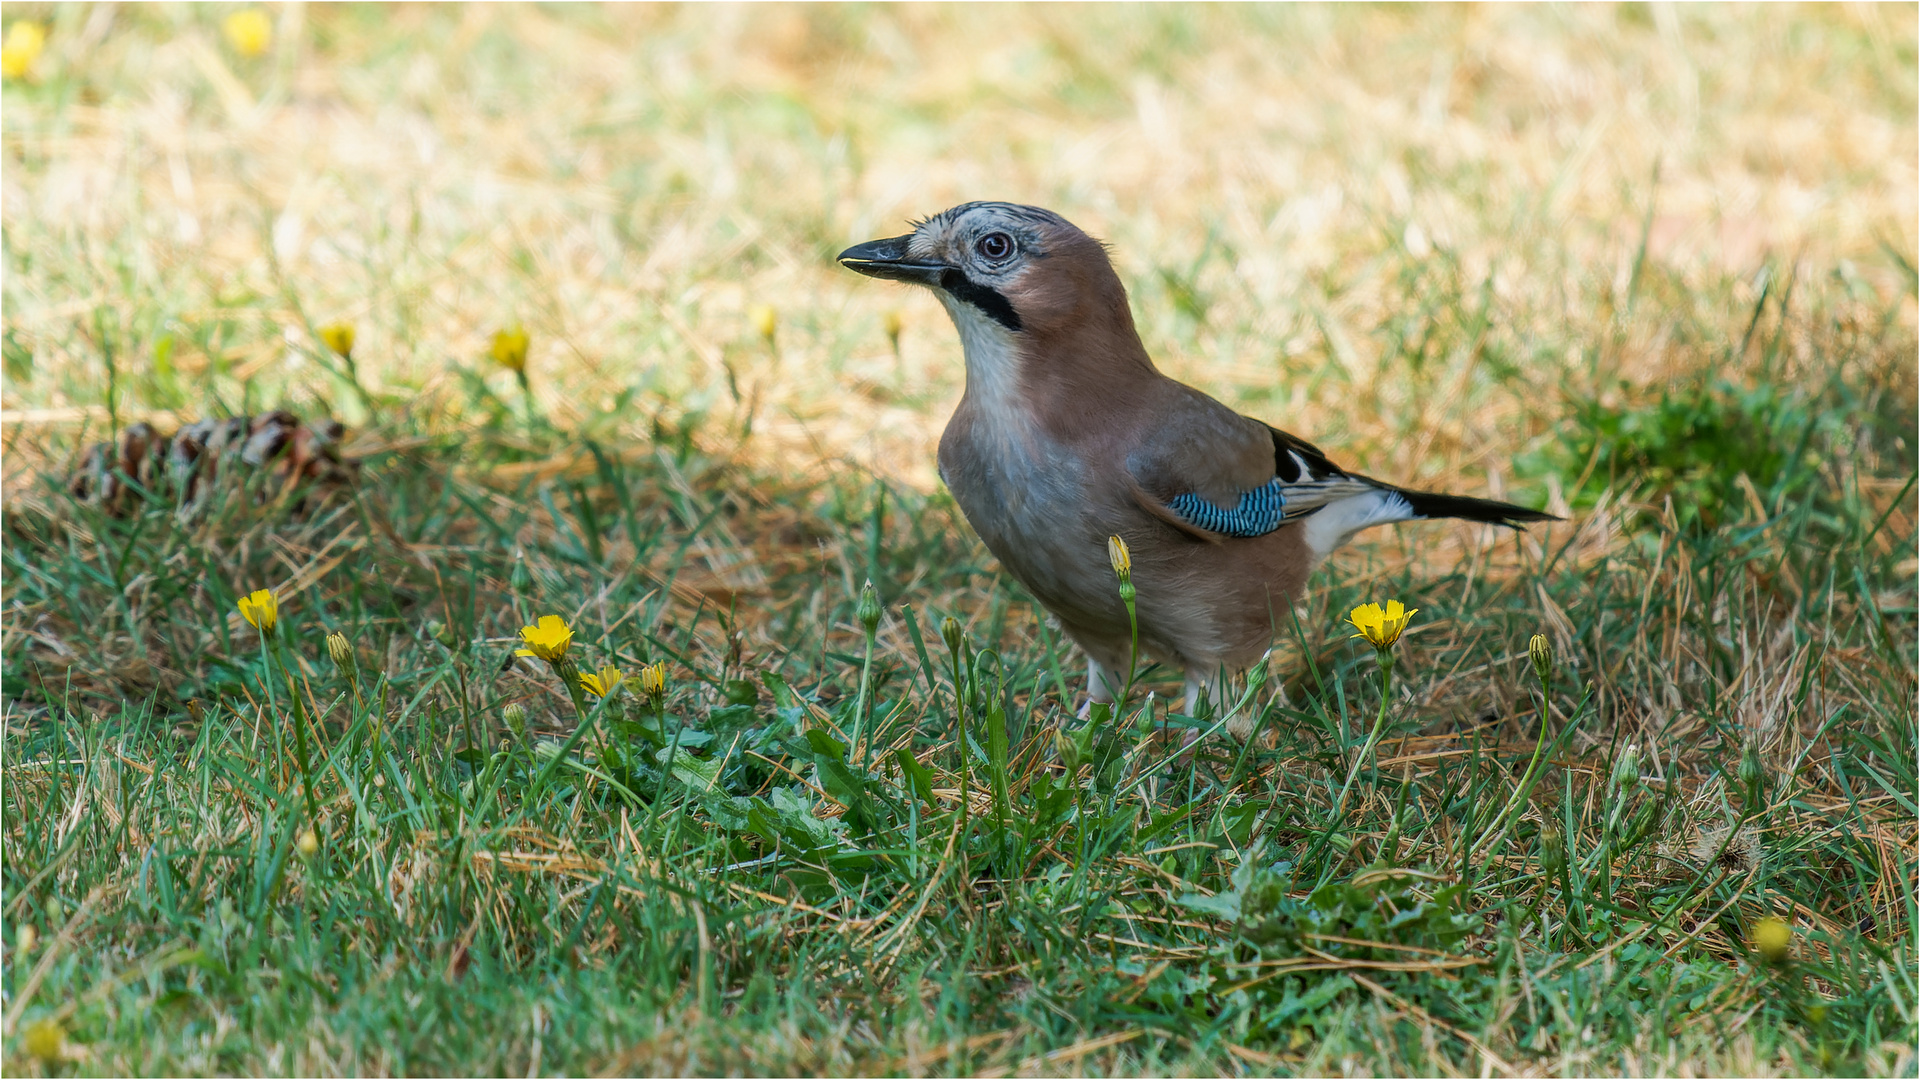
836;234;949;286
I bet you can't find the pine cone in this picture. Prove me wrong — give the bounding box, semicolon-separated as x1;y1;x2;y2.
68;412;356;515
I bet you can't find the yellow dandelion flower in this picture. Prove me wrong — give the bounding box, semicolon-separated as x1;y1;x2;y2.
1;21;46;81
515;615;572;662
22;1018;64;1063
491;326;530;373
883;309;904;344
1107;535;1131;579
1752;916;1792;965
1348;600;1417;651
637;660;667;700
317;322;355;358
750;304;777;343
237;588;278;634
222;9;272;58
579;664;624;698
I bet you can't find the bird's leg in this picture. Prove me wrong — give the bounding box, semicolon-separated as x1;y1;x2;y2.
1181;667;1233;748
1078;654;1125;719
1182;668;1228;718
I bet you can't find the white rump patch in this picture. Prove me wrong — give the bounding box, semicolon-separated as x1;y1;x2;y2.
1299;489;1417;561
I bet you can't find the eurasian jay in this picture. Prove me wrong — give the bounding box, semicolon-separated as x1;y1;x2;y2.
838;202;1554;716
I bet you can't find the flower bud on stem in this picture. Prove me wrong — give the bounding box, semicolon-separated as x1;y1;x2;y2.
1738;740;1768;815
1471;633;1562;871
1107;536;1140;710
851;580;882;768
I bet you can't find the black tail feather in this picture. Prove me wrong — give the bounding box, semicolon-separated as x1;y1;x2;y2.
1397;488;1560;529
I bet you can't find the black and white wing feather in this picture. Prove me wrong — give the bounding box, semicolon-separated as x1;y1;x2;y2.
1163;425;1554;539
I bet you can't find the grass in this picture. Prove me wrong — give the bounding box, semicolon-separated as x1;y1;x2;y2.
3;4;1917;1076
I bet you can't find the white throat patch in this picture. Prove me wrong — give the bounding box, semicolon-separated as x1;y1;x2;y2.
938;293;1024;415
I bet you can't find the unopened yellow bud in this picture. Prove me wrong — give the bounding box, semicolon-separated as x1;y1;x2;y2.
296;829;319;857
1053;727;1081;774
1612;743;1642;792
15;923;37;954
1107;535;1131;579
325;632;357;686
1540;826;1566;876
1528;633;1552;683
940;616;965;658
637;661;668;702
1739;740;1769;809
750;304;777;344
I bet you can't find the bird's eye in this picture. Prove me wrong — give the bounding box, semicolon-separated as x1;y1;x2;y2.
975;232;1013;261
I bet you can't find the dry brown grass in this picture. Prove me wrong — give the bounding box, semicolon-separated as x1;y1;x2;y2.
3;4;1913;490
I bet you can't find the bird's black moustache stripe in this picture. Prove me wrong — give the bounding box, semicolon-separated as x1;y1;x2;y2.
940;269;1022;332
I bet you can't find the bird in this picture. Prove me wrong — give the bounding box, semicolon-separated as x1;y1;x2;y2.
837;202;1555;717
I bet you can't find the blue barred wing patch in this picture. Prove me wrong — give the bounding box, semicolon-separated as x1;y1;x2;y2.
1167;479;1288;537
